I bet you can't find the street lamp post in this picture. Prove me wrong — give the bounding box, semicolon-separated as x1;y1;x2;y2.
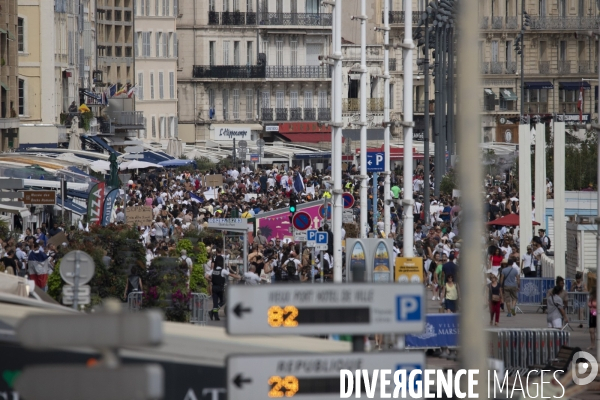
515;7;531;120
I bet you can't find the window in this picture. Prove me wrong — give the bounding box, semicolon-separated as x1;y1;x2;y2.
209;41;216;66
304;91;313;108
150;72;155;99
156;32;161;57
162;33;168;58
139;0;145;15
505;40;512;63
223;89;229;119
174;0;178;16
173;33;178;58
145;0;150;15
559;40;566;61
159;72;164;99
152;116;156;137
18;79;24;115
234;41;240;66
306;0;319;13
115;46;122;57
138;72;144;100
168;32;173;57
390;84;394;109
290;91;298;108
233;88;240;119
169;71;174;99
208;88;215;108
135;32;141;57
155;0;159;15
160;116;165;138
246;41;253;65
276;91;284;108
276;39;283;66
262;40;268;64
223;0;229;11
291;40;298;66
169;116;175;137
246;89;253;119
17;18;24;52
223;41;230;65
165;0;170;16
209;0;215;11
261;91;270;108
318;91;327;108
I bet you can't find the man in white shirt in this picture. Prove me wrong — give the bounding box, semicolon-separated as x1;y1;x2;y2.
230;169;240;180
521;246;535;277
244;265;261;285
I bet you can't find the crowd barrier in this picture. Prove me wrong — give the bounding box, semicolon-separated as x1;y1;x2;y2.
517;278;574;307
565;291;590;326
488;329;570;373
190;293;211;325
127;291;143;312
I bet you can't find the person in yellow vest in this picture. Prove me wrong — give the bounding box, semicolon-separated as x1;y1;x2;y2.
241;206;253;218
322;190;332;199
345;180;354;191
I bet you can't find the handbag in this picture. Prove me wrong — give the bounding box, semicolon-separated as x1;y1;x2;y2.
492;294;501;302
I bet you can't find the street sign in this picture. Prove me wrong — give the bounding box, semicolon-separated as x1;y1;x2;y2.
17;311;163;349
291;211;311;231
315;232;328;251
343;209;354;223
226;283;425;335
22;190;56;205
60;251;96;286
227;352;425;400
257;139;265;148
306;229;317;247
15;364;164;400
207;218;251;232
319;204;332;219
123;153;143;159
367;152;385;172
342;192;355;209
124;145;144;153
293;229;307;242
250;154;259;162
238;140;247;148
62;284;91;305
0;178;24;190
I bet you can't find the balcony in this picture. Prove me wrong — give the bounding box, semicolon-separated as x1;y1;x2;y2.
110;111;144;126
578;61;593;73
208;11;257;25
265;65;330;79
303;108;316;120
490;62;504;74
480;17;489;29
318;108;331;120
192;65;266;79
290;108;302;121
414;101;426;113
481;62;490;74
505;61;517;74
275;108;288;121
491;16;503;29
385;11;420;24
261;108;273;121
530;16;599;30
557;61;571;74
259;107;327;121
258;13;332;26
505;16;518;29
538;61;550;74
342;98;384;112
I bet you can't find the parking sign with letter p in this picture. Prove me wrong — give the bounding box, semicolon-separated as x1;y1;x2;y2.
396;296;422;321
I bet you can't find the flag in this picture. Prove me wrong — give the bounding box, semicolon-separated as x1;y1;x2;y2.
578;85;584;123
86;182;106;226
127;85;138;98
188;192;203;203
115;86;127;96
102;188;119;227
101;91;108;106
108;84;117;98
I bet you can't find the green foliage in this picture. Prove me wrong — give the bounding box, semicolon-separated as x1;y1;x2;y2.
47;261;64;300
189;263;207;293
144;257;191;322
196;242;208;265
194;157;216;171
80;111;94;131
176;239;194;254
0;219;9;240
440;169;458;196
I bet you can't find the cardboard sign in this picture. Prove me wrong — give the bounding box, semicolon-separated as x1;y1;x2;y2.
395;257;424;284
126;206;154;226
204;174;224;188
47;231;68;247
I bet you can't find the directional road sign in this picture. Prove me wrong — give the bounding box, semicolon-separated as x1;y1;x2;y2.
60;251;96;285
343;209;354;223
227;352;425;400
342;192;355;209
62;284;91;305
15;364;164;400
319;204;332;219
226;283;425;335
367;152;385;172
293;229;307;242
315;231;328;251
292;211;311;231
306;229;318;247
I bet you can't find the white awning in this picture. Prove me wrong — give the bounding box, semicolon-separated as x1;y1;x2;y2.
210;124;263;131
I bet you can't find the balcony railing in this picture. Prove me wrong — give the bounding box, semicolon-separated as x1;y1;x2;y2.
480;17;489;29
414;101;426;113
538;61;550;74
505;61;517;74
342;98;384;112
290;108;302;121
318;108;331;121
505;16;518;29
258;13;332;26
304;108;316;120
385;11;420;24
481;62;490;74
557;60;571;74
490;61;504;74
261;108;273;121
579;61;593;73
208;11;257;25
275;108;288;121
492;16;503;29
530;16;599;30
266;65;331;78
108;111;144;126
193;65;266;79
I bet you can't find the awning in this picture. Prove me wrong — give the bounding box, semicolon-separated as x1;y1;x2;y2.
0;81;8;91
56;196;87;216
7;30;15;40
158;159;197;169
0;29;7;34
81;135;119;155
499;88;518;101
559;81;591;90
211;123;263;131
484;88;495;96
278;133;342;143
524;82;554;89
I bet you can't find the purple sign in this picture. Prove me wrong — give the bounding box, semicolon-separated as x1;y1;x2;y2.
257;203;324;241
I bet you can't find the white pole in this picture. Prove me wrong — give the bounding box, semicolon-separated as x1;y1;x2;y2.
553;121;566;278
534;123;546;230
358;2;368;239
332;0;343;282
597;33;600;362
383;0;391;237
402;0;414;257
518;124;533;258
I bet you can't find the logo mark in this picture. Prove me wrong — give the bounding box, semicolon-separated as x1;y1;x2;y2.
572;351;598;386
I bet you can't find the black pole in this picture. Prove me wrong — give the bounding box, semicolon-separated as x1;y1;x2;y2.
520;0;525;119
441;27;448;177
233;138;237;168
447;27;454;168
424;20;431;225
434;25;441;197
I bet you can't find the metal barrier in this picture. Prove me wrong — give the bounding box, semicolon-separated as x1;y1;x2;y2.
488;329;570;373
565;291;589;326
518;278;574;307
127;291;143;312
190;293;211;325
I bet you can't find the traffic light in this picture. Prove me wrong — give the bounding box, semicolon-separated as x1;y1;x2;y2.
288;194;297;222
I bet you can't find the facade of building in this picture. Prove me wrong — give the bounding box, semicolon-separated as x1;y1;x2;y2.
177;0;333;145
133;0;178;143
0;0;20;151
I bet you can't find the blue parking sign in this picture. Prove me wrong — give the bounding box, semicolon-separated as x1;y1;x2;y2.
396;296;422;321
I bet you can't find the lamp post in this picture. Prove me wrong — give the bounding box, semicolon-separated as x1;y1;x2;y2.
515;8;531;120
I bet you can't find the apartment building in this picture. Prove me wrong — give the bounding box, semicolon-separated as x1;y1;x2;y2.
18;0;95;146
0;0;19;151
177;0;332;145
134;0;178;143
479;0;599;143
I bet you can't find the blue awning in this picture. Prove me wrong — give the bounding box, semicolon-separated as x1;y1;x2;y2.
81;135;120;155
136;150;174;163
158;159;197;168
56;196;87;215
524;82;554;90
559;81;591;90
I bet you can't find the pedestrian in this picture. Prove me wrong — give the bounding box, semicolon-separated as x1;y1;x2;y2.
588;288;597;350
488;274;502;326
440;274;459;313
547;285;568;329
572;272;587;328
208;248;240;321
